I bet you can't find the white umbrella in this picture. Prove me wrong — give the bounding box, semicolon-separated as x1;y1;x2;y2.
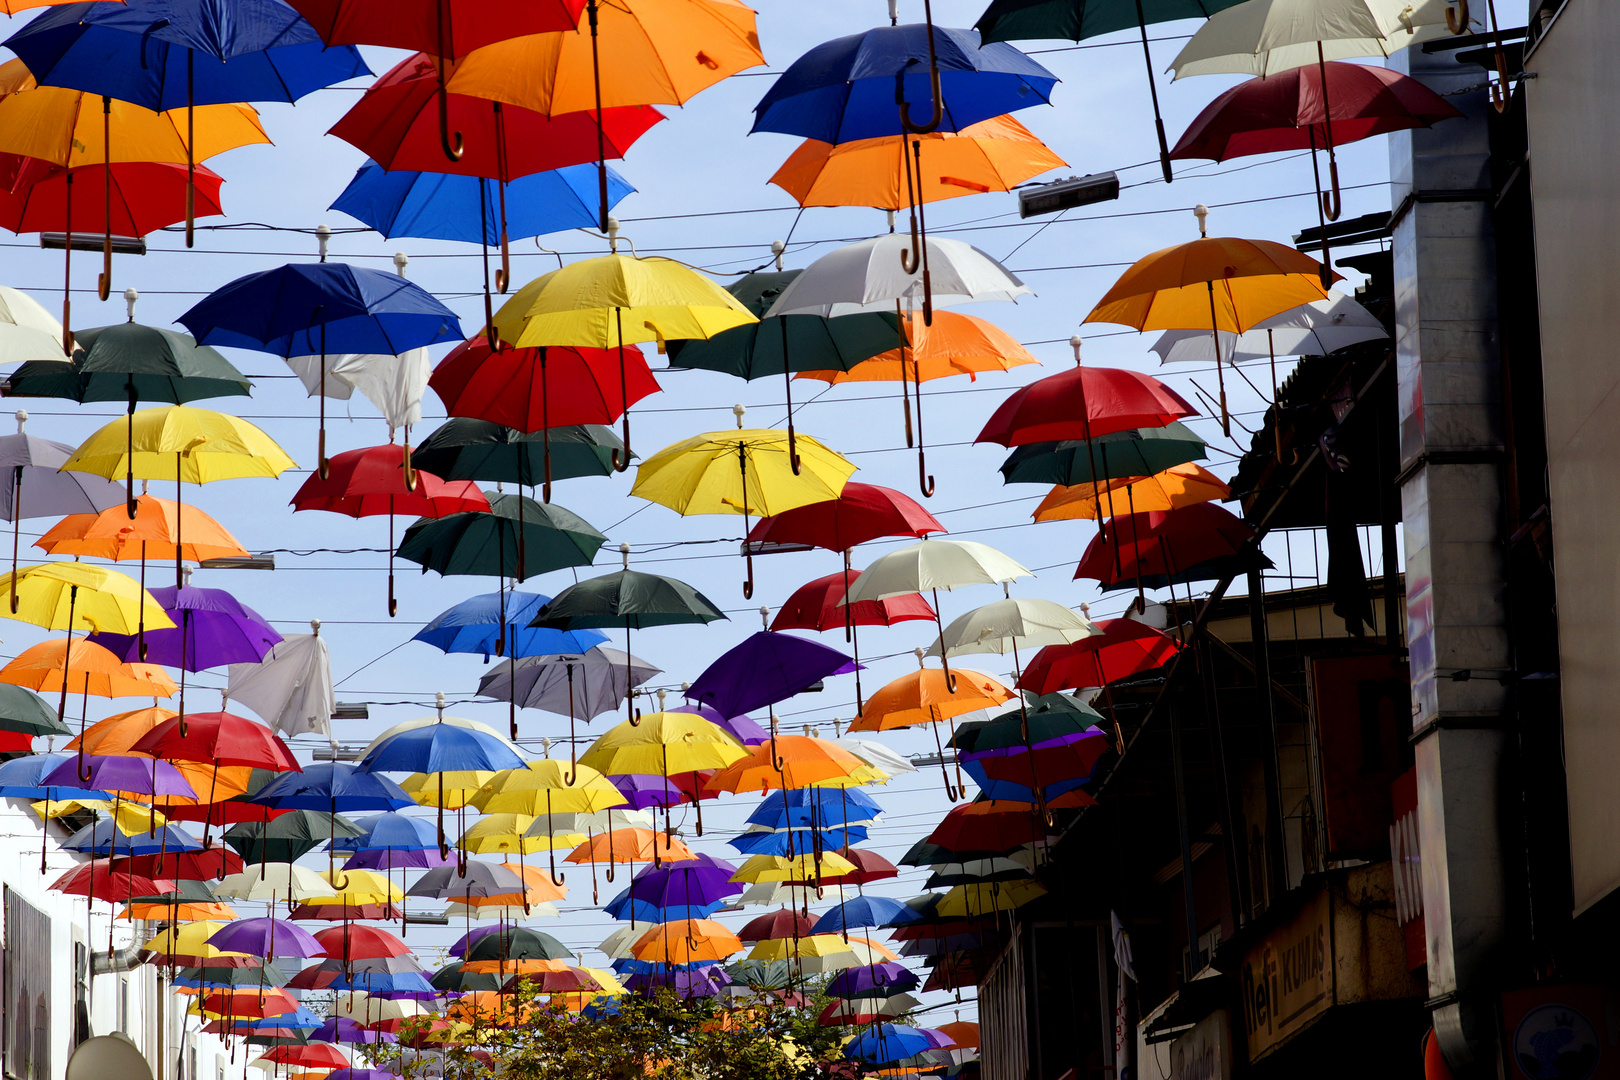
226;622;335;742
285;348;433;484
737;881;852;907
329;991;430;1024
844;539;1032;691
214;862;329;902
477;647;662;719
444;901;559;920
765;233;1032;497
0;286;67;361
832;736;917;776
926;598;1099;671
1150;292;1387;364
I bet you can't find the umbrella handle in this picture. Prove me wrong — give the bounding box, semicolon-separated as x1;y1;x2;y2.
743;549;755;599
1446;0;1469;32
497;230;510;293
897;5;944;136
436;82;463;162
917;446;935;499
1320;162;1342;223
604;863;615;882
1484;0;1510;113
402;429;418;492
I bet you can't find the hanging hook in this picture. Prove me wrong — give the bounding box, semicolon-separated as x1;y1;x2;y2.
769;713;785;772
434;52;463;161
897;2;944;136
1445;0;1470;32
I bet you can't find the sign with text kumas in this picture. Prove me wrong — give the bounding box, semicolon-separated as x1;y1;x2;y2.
1239;890;1332;1061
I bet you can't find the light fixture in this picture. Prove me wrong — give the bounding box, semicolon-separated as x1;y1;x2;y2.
331;702;369;720
198;555;276;570
41;234;146;255
1018;172;1120;218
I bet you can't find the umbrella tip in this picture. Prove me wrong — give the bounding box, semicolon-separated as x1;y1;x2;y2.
541;736;551;758
123;288;138;322
619;542;631;570
12;409;23;433
1069;335;1082;366
770;240;784;272
733;404;745;429
310;618;321;635
393;253;409;278
435;690;446;717
606;216;621;254
1193;204;1208;237
316;224;332;262
760;605;770;630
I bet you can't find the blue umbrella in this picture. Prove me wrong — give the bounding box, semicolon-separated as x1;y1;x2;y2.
414;592;608;661
0;752;112;801
176;262;462;478
958;760;1091;803
845;1025;934;1066
728;826;868;857
325;970;437;995
250;763;415;812
333;161;634;247
63;820;201;857
603;895;725;923
810;895;919;937
745;787;882;829
329;812;440;853
356;721;526;775
3;0;369;266
236;1007;323;1030
751;24;1056;144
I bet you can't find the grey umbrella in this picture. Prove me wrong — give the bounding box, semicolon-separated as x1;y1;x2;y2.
0;410;125;610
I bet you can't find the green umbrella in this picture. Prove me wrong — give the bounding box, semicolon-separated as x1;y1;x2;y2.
224;809;364;863
975;0;1247;183
7;318;251;516
397;491;606;581
666;269;901;472
530;548;728;721
431;961;505;994
0;683;70;737
998;421;1206;486
464;925;572;962
175;962;294;988
130;877;223;905
952;693;1104;755
412;418;628;503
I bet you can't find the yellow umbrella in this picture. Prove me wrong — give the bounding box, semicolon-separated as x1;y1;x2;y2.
935;879;1047;917
34;797;167;834
140;921;251;964
305;867;401;906
578;710;746;846
492;254;756;466
1033;462;1231;522
730;851;858;884
472;760;625;882
630;420;855;596
771;115;1066;211
0;59;270;334
402;769;493;810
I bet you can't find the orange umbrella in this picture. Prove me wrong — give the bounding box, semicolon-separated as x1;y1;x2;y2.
36;494;247;563
848;660;1012;801
445;990;535;1026
704;735;872;795
0;639;176;698
67;705;177;753
795;311;1035;496
444;0;763;230
121;900;237;921
565;828;695;865
771;115;1065;210
498;861;569;902
629;918;742;964
1083;219;1335;434
460;956;571;975
1034;462;1230;523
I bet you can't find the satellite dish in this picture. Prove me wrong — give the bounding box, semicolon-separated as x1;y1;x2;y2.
66;1033;153;1080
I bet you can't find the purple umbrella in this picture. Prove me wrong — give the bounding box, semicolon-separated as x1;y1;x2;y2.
44;754;196;797
327;1069;403;1080
616;853;741;911
342;847;455;871
625;963;730;998
207;917;324;960
684;631;856;720
826;961;919;999
668;703;768;746
611;774;704;811
309;1017;391;1044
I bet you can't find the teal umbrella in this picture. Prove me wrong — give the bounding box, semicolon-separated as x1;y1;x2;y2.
998;421;1206;486
411;418;626;502
397;491;605;581
0;683;70;737
7;317;252;515
666;270;901;471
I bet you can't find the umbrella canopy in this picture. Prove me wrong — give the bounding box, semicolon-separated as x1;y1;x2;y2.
766;234;1030;318
629;919;742;965
7;321;248;407
473;759;627;815
0;561;174;635
579;712;749;777
332;160;633;245
999;422;1206;486
926;597;1098;658
1150;291;1388;365
206;917;325;960
60;404;296;484
290;444;489;519
288;0;580;53
0;287;66;363
417;592;607;660
36;494;247;564
567;828;695;866
796;310;1038;385
812;896;919;935
224;811;364;864
751;24;1055;143
1018;618;1181;693
706;736;871;794
771;115;1064;209
282;349;431;435
90;585;282;671
685;631;855;720
359;716;525;774
845;539;1031;602
632;426;856;516
850;667;1012;732
1169;0;1462;79
131;711;298;770
1034;462;1230;521
411;420;627;492
846;1024;932;1064
0;639;175;698
397;491;605;581
226;631;334;741
531;568;727;630
1073;503;1263;589
250;764;415;813
0;414;125;522
0;684;68;736
738;908;815;943
1085;236;1334;332
976;363;1198;448
771;571;934;633
477;646;660;718
748;481;943;552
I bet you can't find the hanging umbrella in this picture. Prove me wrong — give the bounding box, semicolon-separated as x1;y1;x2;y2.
845;1024;931;1065
411;419;628;505
289;0;581;53
473;759;626;882
685;631;855;722
770;570;933;713
290;443;490;615
476;646;661;753
628;919;742;966
630;419;856;595
0;59;270;336
849;658;1011;798
998;421;1206;486
177;262;463;479
843;538;1031;691
282;348;432;446
739;908;815;943
0;683;69;737
0;410;125;610
1034;463;1229;522
665;270;901;465
578;712;744;840
1018;618;1181;694
771;114;1064;209
358;709;525;852
1169;0;1471;78
0;159;226;241
927;597;1098;660
396;490;606;581
494;254;756;469
1074;503;1267;591
225;811;364;864
529;551;727;722
976;356;1197;448
417;591;607;661
0;287;64;363
1151;291;1386;365
226;626;335;742
447;0;763;229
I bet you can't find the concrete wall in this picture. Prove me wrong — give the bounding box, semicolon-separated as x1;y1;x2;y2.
1524;0;1620;916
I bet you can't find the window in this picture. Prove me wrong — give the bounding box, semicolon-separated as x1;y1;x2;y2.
3;888;52;1080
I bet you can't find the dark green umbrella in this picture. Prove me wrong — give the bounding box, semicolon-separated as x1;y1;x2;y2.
7;318;251;516
431;961;504;993
223;809;364;863
175;962;294;988
956;692;1105;753
0;683;70;737
998;421;1205;486
975;0;1247;183
129;877;222;905
530;549;728;721
412;418;627;503
397;491;605;580
666;270;901;471
464;925;572;963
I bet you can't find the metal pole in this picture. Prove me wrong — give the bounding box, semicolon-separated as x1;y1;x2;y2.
1246;567;1289;901
1168;701;1201;979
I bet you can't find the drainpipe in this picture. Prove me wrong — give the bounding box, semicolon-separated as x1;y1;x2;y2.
92;946;142;975
1388;41;1509;1078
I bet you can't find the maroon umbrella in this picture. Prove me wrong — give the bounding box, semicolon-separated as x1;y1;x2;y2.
771;569;933;713
739;907;815;943
976;364;1197;448
1171;60;1461;274
1073;504;1262;592
1017;618;1180;695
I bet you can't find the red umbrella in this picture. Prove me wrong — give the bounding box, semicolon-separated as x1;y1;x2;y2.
289;902;401;921
290;443;490;616
1073;503;1258;591
1017;618;1180;695
314;925;409;961
976;363;1197;448
112;850;246;881
330;51;662;297
738;907;815;943
771;569;934;712
428;336;661;499
51;861;174;904
201;988;298;1019
746;482;945;553
289;0;581;55
1171;61;1461;275
925;802;1051;854
0;158;225;237
131;711;301;772
826;846;898;885
163;800;292;827
256;1045;348;1068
